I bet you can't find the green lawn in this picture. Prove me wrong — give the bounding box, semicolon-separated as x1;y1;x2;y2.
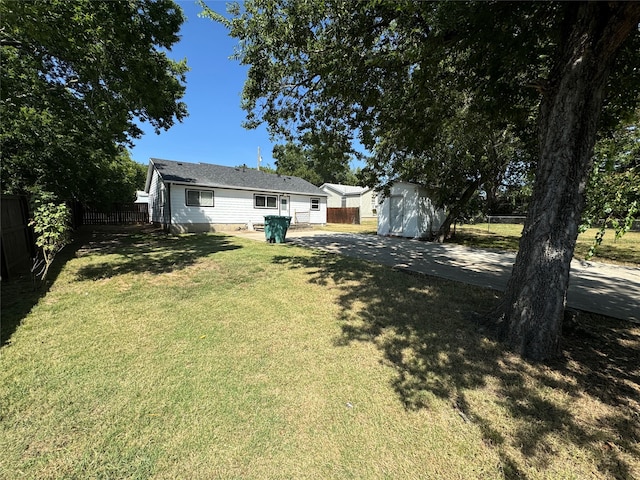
318;219;639;266
1;226;638;479
453;223;640;266
318;218;379;234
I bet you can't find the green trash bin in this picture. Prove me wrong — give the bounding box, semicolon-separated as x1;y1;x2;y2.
264;215;292;243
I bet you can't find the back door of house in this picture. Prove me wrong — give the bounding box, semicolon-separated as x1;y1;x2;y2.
279;196;290;217
390;195;403;234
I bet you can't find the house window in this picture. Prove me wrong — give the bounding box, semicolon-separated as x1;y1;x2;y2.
186;189;214;207
254;194;277;209
310;198;320;211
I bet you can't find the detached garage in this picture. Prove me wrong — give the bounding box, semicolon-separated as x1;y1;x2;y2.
377;182;445;239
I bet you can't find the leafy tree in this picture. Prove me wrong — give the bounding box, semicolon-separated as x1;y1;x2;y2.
272;143;323;185
205;1;640;360
580;115;640;259
89;149;149;206
0;0;188;205
495;3;640;360
235;163;277;174
485;175;533;217
362;103;535;239
273;132;359;186
28;190;71;282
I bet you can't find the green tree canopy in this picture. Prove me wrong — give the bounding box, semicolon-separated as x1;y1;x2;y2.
205;1;640;360
206;1;545;237
362;101;535;238
273;130;359;186
0;0;188;206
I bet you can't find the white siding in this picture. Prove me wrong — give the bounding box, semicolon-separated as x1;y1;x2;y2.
290;194;326;224
418;196;445;235
359;189;378;219
324;190;343;208
344;195;361;209
147;168;167;225
168;184;327;230
171;185;255;226
377;182;444;238
320;184;378;219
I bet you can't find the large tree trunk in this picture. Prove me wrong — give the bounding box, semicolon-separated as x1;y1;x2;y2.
495;2;640;361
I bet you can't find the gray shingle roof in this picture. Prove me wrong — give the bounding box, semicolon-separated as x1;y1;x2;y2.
150;158;327;196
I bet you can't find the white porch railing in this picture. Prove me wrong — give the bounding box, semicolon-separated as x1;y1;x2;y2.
295;211;310;224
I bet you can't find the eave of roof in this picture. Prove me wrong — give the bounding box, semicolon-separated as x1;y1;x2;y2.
149;158;327;197
320;183;369;196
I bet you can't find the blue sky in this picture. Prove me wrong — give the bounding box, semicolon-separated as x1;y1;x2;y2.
128;1;277;169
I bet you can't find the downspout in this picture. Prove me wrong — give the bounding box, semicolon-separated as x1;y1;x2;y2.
166;183;172;233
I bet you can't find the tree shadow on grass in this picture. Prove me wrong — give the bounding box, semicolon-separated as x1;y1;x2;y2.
1;229;85;348
73;225;241;280
273;250;640;480
1;225;241;348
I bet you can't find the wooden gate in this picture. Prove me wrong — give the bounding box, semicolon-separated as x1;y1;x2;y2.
327;207;360;224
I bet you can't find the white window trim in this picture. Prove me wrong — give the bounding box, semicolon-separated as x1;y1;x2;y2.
185;189;214;207
254;194;278;209
310;198;321;211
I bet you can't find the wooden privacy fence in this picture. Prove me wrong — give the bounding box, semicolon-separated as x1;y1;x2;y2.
1;198;149;279
327;207;360;224
1;195;34;280
81;203;149;225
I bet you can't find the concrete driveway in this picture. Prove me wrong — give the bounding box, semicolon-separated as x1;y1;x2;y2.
234;230;640;323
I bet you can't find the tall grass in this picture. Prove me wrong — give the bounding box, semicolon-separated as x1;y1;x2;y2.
1;227;638;479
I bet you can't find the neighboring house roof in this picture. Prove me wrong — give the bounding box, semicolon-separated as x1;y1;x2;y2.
146;158;327;197
134;191;149;204
320;183;370;196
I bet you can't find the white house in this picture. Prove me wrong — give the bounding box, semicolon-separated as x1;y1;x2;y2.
319;183;378;220
145;158;327;233
377;181;445;238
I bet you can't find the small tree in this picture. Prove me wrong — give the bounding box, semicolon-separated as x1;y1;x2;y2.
580;116;640;259
29;190;71;282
